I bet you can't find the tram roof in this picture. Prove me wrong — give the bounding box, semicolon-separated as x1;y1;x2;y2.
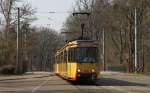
54;40;99;56
68;40;98;45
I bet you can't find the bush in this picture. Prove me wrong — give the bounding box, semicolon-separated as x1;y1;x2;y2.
0;65;15;75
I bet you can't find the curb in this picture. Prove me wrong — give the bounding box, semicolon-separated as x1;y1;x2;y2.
0;74;54;81
101;71;150;77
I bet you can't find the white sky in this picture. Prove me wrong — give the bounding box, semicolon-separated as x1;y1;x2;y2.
25;0;76;32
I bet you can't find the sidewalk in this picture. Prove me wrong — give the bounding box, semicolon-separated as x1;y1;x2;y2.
100;71;150;86
101;71;150;77
0;72;53;81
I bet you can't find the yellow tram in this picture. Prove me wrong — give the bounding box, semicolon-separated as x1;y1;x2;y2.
54;40;100;82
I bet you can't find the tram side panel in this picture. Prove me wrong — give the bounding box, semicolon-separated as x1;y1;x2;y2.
67;62;77;80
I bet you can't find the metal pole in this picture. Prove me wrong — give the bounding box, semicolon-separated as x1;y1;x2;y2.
81;23;85;39
16;8;20;73
25;29;27;59
103;28;106;71
24;25;28;73
134;8;138;73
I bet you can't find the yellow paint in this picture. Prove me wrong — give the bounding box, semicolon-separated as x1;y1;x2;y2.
54;62;100;79
77;63;100;76
67;62;77;78
53;40;100;80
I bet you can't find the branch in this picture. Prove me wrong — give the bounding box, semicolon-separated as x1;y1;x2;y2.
0;0;7;19
109;30;121;52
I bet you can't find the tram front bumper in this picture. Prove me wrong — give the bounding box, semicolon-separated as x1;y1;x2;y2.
76;72;97;81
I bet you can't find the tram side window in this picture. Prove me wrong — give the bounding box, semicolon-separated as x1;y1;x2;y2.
57;55;59;63
68;48;75;62
59;54;61;63
68;49;71;61
62;52;64;62
73;48;76;62
64;50;67;62
59;53;61;63
57;55;58;63
55;56;58;64
68;48;72;62
61;52;63;62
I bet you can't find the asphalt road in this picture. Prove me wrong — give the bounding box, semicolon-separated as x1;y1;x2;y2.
0;72;150;93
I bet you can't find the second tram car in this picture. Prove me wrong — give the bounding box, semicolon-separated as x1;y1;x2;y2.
54;40;100;82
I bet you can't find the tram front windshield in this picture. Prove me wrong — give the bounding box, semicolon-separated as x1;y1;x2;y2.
75;47;97;63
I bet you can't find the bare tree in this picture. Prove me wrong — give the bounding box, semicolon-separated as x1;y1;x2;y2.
0;0;36;69
63;0;150;73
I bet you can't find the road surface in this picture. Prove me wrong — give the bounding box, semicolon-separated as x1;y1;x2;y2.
0;72;150;93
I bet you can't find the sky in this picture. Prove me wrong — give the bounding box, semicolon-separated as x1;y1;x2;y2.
25;0;76;32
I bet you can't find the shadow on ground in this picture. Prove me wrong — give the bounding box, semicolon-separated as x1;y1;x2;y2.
69;77;149;86
96;77;148;86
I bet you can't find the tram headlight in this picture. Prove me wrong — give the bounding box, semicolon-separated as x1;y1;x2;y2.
91;69;95;73
77;69;81;73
